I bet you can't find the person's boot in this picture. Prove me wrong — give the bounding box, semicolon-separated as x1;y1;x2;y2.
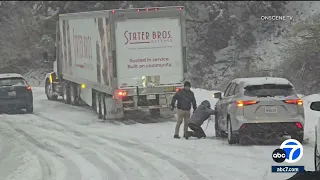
183;133;189;140
173;135;180;139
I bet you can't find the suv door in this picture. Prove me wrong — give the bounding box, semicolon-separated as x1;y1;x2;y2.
215;83;231;128
219;82;236;131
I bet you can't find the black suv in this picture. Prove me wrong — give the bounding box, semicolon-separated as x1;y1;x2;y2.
0;73;33;113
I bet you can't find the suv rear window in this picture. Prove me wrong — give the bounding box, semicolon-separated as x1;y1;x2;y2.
244;84;295;97
0;77;27;86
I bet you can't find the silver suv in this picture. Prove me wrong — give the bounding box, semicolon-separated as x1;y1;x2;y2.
214;77;305;145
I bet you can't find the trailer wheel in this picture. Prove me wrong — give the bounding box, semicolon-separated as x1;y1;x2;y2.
70;84;78;106
96;92;102;119
62;83;70;104
149;108;161;117
92;91;97;111
45;79;57;101
101;93;106;120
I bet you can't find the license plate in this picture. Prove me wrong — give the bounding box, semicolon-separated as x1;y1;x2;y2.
147;95;156;100
8;91;16;97
164;86;175;92
265;106;277;113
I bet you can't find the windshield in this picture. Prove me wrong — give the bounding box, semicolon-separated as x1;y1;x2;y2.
244;84;295;97
0;77;27;86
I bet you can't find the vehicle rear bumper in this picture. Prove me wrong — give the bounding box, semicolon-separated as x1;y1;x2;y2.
0;97;32;110
237;122;304;138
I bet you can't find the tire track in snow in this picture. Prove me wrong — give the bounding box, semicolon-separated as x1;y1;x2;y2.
14;112;152;180
35;112;210;180
88;136;165;180
52;138;140;180
33;112;166;180
0;131;16;164
3;115;82;180
97;136;210;180
2;119;56;180
51;138;122;180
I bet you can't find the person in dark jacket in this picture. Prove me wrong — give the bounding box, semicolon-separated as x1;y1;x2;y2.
171;81;197;139
186;100;215;139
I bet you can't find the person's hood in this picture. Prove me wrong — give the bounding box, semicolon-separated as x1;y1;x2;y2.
200;100;211;108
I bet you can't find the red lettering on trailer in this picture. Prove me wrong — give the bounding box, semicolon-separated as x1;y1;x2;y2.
124;30;172;45
73;30;92;60
152;31;172;39
124;31;151;44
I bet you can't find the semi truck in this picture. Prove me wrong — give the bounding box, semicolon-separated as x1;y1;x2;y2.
43;6;188;120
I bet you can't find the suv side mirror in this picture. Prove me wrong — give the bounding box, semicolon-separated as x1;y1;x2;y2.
310;101;320;111
214;92;222;99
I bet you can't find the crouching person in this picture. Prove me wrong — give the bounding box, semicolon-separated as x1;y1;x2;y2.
186;100;215;139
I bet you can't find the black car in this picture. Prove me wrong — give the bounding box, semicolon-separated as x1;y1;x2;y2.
0;73;33;113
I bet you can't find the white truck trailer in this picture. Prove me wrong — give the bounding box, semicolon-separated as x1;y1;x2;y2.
43;6;188;120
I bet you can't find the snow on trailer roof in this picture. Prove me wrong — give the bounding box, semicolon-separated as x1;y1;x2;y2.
232;77;293;86
0;73;23;79
59;6;184;17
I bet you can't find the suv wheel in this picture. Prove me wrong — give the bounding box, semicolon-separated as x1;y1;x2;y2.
26;105;33;113
315;132;320;171
215;116;221;137
315;143;320;171
227;119;239;144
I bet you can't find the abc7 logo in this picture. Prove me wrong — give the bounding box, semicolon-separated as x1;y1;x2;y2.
272;149;287;163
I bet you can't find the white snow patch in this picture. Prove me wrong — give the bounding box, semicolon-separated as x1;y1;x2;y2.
1;86;317;180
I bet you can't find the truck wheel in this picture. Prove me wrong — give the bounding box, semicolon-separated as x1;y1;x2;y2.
70;84;78;106
149;108;160;117
101;93;106;120
62;83;70;104
45;80;57;101
96;92;102;119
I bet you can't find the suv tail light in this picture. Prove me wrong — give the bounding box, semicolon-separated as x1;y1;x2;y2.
26;86;31;91
236;100;258;107
284;99;303;105
295;122;303;129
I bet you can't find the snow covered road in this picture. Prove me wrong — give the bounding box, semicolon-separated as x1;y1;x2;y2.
0;87;317;180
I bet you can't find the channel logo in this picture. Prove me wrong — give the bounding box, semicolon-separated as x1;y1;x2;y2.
272;139;303;163
271;139;304;173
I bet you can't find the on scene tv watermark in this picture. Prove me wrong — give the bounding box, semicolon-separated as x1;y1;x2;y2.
271;139;304;173
261;15;294;21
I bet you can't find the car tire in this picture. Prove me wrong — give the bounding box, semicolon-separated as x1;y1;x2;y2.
227;118;239;145
96;92;102;119
26;105;33;113
315;142;320;171
291;132;304;143
62;83;70;104
215;115;222;137
101;93;106;120
315;130;320;171
45;80;58;101
69;84;78;106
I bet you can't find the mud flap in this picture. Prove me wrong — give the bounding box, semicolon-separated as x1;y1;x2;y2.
105;96;124;120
